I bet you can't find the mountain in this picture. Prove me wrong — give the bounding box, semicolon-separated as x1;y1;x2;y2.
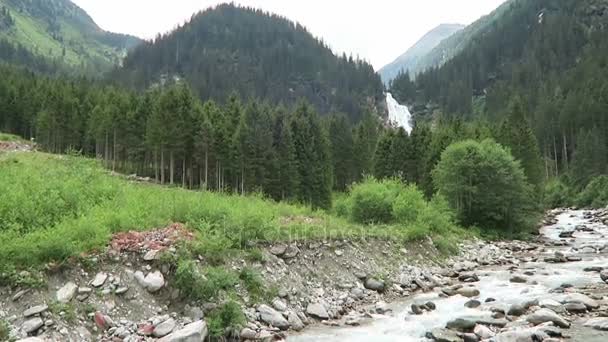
379;23;464;84
112;4;384;121
391;0;608;187
0;0;141;74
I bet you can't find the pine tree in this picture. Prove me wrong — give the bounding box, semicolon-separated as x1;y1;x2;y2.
328;114;354;191
374;130;395;179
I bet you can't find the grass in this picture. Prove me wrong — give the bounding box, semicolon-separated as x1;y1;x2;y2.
0;319;9;341
0;132;25;142
207;301;246;338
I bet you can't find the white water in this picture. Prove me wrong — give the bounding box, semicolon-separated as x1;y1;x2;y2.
290;210;608;341
386;93;413;134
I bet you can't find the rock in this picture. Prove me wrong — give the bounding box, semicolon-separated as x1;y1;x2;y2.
272;299;287;312
539;299;565;313
56;281;78;303
364;278;385;292
462;333;479;342
158;320;208;342
559;231;574;238
456;287;480;298
115;286;129;295
16;338;45;342
258;304;290;330
507;304;526;316
564;302;587;313
566;256;582;262
426;328;462;342
13;289;28;301
485;298;496;303
306;303;329;320
354;271;367;279
458;272;479;283
23;304;48;317
350;287;365;300
473;324;494;339
288;311;305;331
584;317;608;331
509;275;527;283
561;292;599;310
425;301;436;311
136;270;165;292
91;272;108;287
144;249;160;261
375;301;391;314
153;318;176;337
453;261;478;272
494;327;549;342
446;318;476;331
585;266;604;272
464;300;481;309
526;308;570;328
345;317;361;326
282;245;300;259
240;328;257;339
411;304;423;315
21;317;44;334
270;244;287;256
601;270;608;283
94;312;113;330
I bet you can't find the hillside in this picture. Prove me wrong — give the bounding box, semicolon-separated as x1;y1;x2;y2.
379;23;464;84
111;4;384;121
391;0;608;189
0;0;141;74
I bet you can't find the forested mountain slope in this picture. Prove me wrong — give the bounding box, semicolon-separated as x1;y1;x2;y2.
391;0;608;189
0;0;141;74
111;4;384;121
379;23;464;84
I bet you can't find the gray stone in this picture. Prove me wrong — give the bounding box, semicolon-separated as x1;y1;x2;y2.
136;270;165;292
464;300;481;309
446;317;476;331
509;275;528;283
22;317;44;334
115;287;129;295
507;304;526;316
601;270;608;283
411;304;423;315
153;318;176;337
426;328;463;342
270;244;287;256
564;302;587;313
91;272;108;287
158;320;208;342
584;317;608;331
456;287;479;298
23;304;48;317
473;324;494;339
288;311;305;331
56;281;78;303
526;308;570;328
364;278;385;292
240;328;257;339
539;299;565;313
562;292;599;310
282;245;300;259
306;302;329;320
463;333;479;342
144;249;160;261
272;298;287;312
258;304;290;329
350;287;365;300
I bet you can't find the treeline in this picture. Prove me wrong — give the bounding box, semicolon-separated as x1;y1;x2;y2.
391;0;608;193
112;3;383;122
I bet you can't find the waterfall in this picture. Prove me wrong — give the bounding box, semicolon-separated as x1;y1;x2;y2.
386;93;413;134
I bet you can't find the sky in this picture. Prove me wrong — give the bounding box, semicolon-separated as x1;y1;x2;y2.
72;0;507;70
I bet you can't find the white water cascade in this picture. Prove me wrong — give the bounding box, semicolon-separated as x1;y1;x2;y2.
386;93;413;134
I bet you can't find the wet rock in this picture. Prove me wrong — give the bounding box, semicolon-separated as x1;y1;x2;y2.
23;304;48;317
446;318;476;331
453;261;478;272
425;301;436;311
288;311;304;331
561;292;599;310
584;317;608;331
153;318;176;337
494;327;549;342
364;278;385;292
426;328;462;342
462;333;478;342
509;275;527;283
564;302;587;313
91;272;108;287
559;231;574;238
566;256;582;262
456;287;479;298
526;308;570;328
464;300;481;309
56;281;78;303
22;317;44;334
485;298;496;303
375;301;391;314
345;317;361;326
458;272;479;283
600;270;608;283
411;304;423;315
240;328;257;339
539;299;565;313
507;304;526;316
258;304;290;329
306;303;329;320
584;266;604;272
473;324;494;339
158;320;208;342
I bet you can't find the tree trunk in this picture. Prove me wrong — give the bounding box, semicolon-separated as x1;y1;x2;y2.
160;147;165;184
553;136;559;177
104;132;109;167
170;150;175;185
112;128;117;172
154;149;159;183
182;157;186;188
562;132;569;172
204;150;208;190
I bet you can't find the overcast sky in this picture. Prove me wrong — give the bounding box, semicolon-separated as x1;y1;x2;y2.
72;0;506;70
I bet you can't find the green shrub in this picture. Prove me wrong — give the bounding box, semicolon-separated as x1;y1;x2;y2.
392;184;426;224
174;259;239;302
239;267;266;302
0;319;9;341
433;139;537;234
543;178;571;208
577;175;608;208
207;301;246;338
333;193;352;218
350;177;404;224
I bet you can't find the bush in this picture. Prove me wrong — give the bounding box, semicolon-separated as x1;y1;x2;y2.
207;301;246;338
577;175;608;208
0;319;9;341
350;177;404;224
543;179;571;208
433;139;537;234
392;185;426;224
332;193;352;218
239;267;266;302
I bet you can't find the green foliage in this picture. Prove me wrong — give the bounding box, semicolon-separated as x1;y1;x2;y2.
349;177;404;224
0;132;24;142
0;319;9;341
48;301;77;323
433;139;537;234
174;259;238;302
332;193;352;219
577;176;608;208
392;185;427;224
207;301;246;338
245;249;266;264
543;179;572;208
239;267;266;302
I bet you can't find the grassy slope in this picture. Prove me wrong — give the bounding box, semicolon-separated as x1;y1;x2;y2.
0;0;138;71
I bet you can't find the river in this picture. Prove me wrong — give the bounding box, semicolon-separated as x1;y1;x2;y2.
289;209;608;341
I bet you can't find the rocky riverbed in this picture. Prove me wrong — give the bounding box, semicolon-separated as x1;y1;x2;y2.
3;209;608;341
290;209;608;341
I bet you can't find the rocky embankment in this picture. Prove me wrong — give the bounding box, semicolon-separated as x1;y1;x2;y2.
3;209;608;341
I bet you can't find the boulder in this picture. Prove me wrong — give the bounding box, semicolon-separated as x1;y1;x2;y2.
258;304;290;329
526;308;570;328
473;324;494;339
446;318;476;331
426;328;463;342
509;275;528;283
306;303;329;320
56;282;78;303
561;292;599;310
584;317;608;331
364;278;385;292
411;304;423;315
135;270;165;293
600;270;608;283
288;311;305;331
21;317;44;334
507;304;526;316
464;300;481;309
158;320;208;342
539;299;565;313
272;298;287;312
564;302;587;313
456;287;480;298
153;318;176;337
462;333;479;342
